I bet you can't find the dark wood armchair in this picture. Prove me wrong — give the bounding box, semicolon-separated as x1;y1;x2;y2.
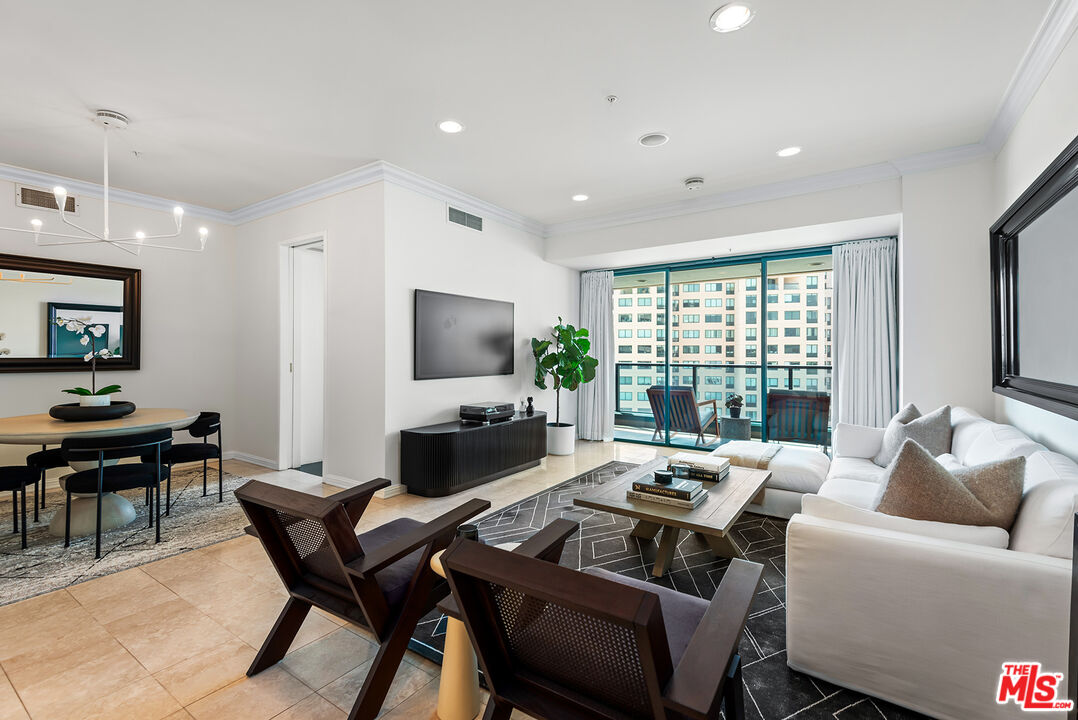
647;386;720;446
235;479;490;720
441;536;763;720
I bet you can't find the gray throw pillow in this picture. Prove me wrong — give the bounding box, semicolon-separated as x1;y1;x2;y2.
872;440;1025;529
873;404;952;466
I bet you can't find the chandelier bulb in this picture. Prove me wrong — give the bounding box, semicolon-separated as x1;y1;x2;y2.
30;219;42;230
135;231;146;242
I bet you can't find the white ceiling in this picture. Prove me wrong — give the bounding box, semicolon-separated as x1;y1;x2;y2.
0;0;1052;224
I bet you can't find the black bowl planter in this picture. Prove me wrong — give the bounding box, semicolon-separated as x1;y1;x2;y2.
49;401;136;422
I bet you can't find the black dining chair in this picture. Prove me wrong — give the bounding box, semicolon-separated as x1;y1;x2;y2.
61;429;172;558
1;466;39;549
26;445;66;521
143;411;222;512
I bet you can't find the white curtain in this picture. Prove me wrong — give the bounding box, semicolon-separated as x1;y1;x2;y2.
833;237;898;427
577;270;615;441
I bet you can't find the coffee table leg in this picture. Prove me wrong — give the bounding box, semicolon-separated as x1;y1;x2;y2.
652;525;681;577
700;531;743;559
630;520;662;541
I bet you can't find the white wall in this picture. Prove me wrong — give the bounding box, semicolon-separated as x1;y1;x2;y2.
898;158;995;416
0;180;237;466
382;183;579;482
992;25;1078;460
232;185;386;484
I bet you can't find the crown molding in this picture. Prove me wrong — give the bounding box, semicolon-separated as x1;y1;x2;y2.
888;142;992;175
984;0;1078;153
227;162;384;225
0;161;233;224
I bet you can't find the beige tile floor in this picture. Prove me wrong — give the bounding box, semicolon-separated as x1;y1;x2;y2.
0;440;689;720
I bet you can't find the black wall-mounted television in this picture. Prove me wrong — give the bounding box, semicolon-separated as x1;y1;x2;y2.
414;289;514;380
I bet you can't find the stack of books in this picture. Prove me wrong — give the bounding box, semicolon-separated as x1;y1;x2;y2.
627;474;706;509
668;452;731;483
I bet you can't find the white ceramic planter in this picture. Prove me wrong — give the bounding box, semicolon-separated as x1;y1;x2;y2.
546;423;576;456
79;395;111;407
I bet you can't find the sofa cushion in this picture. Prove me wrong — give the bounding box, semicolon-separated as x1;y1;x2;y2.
801;494;1010;548
873;404;952;466
950;407;990;460
817;476;881;509
828;457;887;484
935;453;964;473
961;423;1046;470
873;440;1024;530
1010;451;1078;558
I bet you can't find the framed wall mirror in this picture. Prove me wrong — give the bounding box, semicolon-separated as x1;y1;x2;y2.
990;133;1078;420
0;253;141;372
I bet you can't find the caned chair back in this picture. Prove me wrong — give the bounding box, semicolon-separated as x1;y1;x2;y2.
235;481;391;633
61;428;172;464
647;385;703;435
442;539;675;720
766;390;831;446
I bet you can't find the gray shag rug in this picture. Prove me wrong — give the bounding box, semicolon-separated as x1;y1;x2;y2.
0;465;253;606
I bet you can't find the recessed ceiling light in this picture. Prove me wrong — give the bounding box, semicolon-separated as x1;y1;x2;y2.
437;119;465;134
572;194;589;202
710;3;755;33
776;146;802;157
638;133;669;147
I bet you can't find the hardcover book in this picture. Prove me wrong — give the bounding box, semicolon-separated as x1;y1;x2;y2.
626;490;707;509
631;475;703;501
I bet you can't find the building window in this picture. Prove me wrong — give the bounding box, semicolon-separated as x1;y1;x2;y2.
746;295;757;308
784;310;800;320
745;345;757;358
745;311;757;324
746;278;758;290
618;329;632;338
725;329;735;341
767;327;778;337
705;313;722;323
683;314;699;323
705;298;722;307
784;279;800;290
806;293;818;307
745;393;757;407
767;378;778;387
807;275;818;288
638;297;652;306
725;376;735;388
618;345;632;353
704;282;721;292
807;344;818;357
726;282;736;294
682;330;700;338
746;328;757;340
637;392;648;401
806;310;818;323
705;392;723;401
767;344;778;354
784;293;800;303
637;345;652;354
705;345;721;354
618;298;632;307
683;345;700;353
705;329;721;338
638;329;652;338
619;391;632;401
784;344;800;354
619;376;632;385
726;298;736;310
725;346;735;357
683;299;700;308
618;313;632;322
784;327;800;337
682;283;700;292
767;294;778;304
767;278;777;291
637;313;652;322
637;376;652;385
746;378;758;390
807;378;819;390
657;329;666;340
807;327;818;340
767;311;778;321
726;314;735;326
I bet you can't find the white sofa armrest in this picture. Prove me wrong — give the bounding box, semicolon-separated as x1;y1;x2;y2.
832;422;885;459
786;513;1070;720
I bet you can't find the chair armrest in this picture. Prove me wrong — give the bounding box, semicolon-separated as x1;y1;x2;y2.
346;498;490;578
697;398;718;410
832;422;885;458
437;519;580;618
663;558;763;720
327;478;392;525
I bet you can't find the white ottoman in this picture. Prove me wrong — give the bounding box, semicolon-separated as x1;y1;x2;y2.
708;441;831;519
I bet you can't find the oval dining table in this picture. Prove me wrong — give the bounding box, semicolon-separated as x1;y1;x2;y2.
0;408;199;537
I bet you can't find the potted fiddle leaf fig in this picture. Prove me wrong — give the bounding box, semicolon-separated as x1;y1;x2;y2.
531;317;599;455
56;317;121;406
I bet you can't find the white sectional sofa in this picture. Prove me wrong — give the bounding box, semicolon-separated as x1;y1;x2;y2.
786;407;1078;720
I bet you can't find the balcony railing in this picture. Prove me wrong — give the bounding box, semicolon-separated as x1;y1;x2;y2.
614;361;833;447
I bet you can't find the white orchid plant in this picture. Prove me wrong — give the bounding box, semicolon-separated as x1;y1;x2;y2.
55;316;121;397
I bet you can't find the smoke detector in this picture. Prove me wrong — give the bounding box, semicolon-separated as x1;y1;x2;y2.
93;110;129;129
684;177;705;191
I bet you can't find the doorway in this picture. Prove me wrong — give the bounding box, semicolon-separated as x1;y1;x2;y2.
287;239;325;476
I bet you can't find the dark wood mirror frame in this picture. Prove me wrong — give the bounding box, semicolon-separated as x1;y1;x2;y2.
0;252;141;373
990;132;1078;420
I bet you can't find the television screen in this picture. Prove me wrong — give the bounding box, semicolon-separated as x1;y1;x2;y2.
414;290;514;380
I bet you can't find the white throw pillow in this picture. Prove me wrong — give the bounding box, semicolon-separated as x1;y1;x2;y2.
801;494;1010;548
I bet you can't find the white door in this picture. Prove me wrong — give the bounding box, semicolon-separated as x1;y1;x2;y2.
291;242;325;470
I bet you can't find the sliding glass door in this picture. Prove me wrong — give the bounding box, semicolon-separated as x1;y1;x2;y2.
612;248;833;449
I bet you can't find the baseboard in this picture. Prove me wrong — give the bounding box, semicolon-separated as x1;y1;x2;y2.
322;473;360;489
375;484;407;499
223;451;279;470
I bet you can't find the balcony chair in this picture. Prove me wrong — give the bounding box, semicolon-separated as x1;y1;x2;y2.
234;479;490;720
26;445;66;519
646;385;719;446
765;390;831;449
1;465;40;549
142;410;222;512
440;536;763;720
61;429;172;558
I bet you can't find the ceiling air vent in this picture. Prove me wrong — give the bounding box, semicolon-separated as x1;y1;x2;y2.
16;185;78;214
448;206;483;231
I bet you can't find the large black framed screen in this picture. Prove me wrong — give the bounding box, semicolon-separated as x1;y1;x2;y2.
414;290;514;380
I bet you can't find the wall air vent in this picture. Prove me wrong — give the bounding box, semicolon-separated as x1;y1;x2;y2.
448;206;483;231
16;185;78;214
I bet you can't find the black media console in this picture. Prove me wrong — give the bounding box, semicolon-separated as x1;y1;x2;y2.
400;411;547;496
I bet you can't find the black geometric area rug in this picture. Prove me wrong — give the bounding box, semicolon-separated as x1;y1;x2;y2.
409;460;928;720
0;465;253;606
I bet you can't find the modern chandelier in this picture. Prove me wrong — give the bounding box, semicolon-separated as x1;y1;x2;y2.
0;110;208;255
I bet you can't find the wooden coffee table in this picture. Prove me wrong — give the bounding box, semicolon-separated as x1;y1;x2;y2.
574;457;771;577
